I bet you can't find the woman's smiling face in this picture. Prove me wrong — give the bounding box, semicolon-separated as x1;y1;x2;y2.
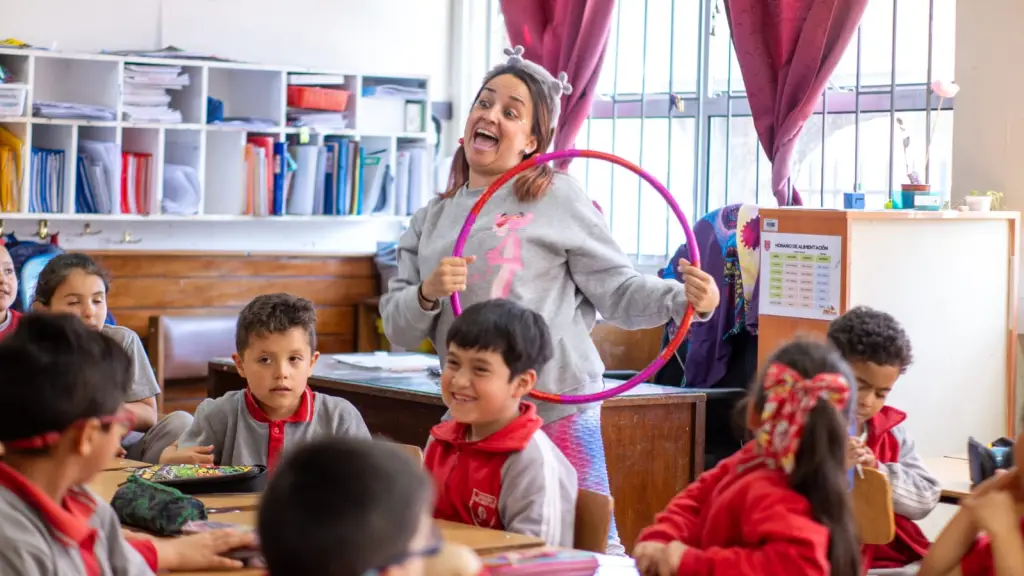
462;73;538;181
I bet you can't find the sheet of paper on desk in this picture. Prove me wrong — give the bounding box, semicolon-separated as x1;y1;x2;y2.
332;353;439;372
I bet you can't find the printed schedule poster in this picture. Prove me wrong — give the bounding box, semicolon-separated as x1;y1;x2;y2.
758;233;842;321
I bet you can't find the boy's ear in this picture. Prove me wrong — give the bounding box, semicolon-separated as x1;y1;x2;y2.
510;369;537;399
71;419;102;457
310;350;320;367
231;353;246;378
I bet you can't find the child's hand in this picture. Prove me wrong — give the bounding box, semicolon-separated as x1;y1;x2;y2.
964;489;1020;535
115;445;127;459
858;445;877;468
664;541;689;574
154;529;255;571
678;259;720;314
159;441;215;465
846;437;868;470
633;541;668;576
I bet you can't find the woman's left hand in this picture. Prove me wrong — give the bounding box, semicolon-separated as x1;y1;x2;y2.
678;258;720;314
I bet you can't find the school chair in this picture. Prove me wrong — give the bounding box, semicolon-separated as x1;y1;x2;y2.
851;467;896;545
397;443;424;464
574;489;614;553
147;314;237;415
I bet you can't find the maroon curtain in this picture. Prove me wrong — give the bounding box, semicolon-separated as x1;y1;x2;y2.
501;0;615;169
725;0;868;205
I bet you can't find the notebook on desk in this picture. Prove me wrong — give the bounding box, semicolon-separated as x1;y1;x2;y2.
332;352;439;373
484;549;638;575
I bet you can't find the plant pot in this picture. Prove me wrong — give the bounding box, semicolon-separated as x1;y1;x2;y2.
898;183;941;211
965;196;993;211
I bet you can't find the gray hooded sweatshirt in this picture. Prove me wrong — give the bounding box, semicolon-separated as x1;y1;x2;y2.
379;172;697;424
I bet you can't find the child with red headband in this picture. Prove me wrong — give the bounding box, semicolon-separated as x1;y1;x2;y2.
633;339;861;576
0;313;253;574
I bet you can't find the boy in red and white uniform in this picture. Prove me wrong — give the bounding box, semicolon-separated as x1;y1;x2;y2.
424;299;577;548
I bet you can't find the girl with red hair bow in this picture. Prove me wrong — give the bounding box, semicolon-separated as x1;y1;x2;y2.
634;339;861;576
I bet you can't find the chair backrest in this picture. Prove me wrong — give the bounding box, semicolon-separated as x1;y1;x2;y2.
396;443;424;465
147;314;237;414
851;467;896;545
574;489;613;553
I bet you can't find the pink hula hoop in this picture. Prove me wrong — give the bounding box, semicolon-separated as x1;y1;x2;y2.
450;148;700;404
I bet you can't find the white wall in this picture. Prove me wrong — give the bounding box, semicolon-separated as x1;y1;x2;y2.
0;0;452;100
950;0;1024;329
0;0;454;253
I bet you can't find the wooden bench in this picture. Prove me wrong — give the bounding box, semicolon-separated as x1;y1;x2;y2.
147;315;237;414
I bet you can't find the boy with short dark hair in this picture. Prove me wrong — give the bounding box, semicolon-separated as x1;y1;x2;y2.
161;293;370;469
424;299;577;547
828;305;941;570
0;243;20;341
260;438;444;576
0;313;252;574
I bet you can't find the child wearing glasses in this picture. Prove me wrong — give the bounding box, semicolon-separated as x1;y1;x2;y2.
259;438;464;576
0;313;253;574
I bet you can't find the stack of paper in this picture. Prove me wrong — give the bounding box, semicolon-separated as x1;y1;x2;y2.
122;64;188;123
75;140;120;214
332;353;439;372
0;127;22;212
29;148;65;213
286;108;348;130
362;84;428;100
120;152;152;214
33;101;116;121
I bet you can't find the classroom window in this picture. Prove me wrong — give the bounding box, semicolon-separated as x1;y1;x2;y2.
491;0;957;268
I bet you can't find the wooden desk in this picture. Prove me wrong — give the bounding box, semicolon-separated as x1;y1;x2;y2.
88;471;545;575
105;458;148;471
208;358;707;553
924;456;972;502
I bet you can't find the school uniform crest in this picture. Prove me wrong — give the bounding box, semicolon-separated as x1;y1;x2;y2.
469;488;499;529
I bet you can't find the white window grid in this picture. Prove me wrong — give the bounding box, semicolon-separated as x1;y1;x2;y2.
489;0;956;272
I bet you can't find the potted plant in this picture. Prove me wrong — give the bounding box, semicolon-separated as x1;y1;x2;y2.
896;80;959;209
965;190;1003;212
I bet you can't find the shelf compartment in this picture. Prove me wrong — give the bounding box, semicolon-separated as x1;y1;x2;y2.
32;56;119;118
204;130;246;216
162;129;204;216
29;123;76;214
122;127;164;216
0;121;29;213
74;125;120;215
208;68;285;128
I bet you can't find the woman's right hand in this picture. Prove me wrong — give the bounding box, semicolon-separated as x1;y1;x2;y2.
421;256;476;301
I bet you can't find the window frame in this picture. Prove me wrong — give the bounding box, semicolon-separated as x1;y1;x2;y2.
487;0;953;271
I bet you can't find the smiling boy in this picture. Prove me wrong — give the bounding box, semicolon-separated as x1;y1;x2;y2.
828;306;941;570
160;293;370;469
424;298;577;547
0;244;20;341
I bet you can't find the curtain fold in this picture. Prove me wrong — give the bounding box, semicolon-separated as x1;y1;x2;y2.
725;0;868;205
500;0;615;169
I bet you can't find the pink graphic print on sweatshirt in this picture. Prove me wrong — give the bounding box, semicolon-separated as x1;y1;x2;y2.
486;212;533;299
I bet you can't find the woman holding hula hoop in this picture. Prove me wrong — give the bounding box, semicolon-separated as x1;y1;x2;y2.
379;47;720;554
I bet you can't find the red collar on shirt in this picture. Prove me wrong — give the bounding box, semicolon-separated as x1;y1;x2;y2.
243;386;315;424
243;386;315;471
0;461;102;574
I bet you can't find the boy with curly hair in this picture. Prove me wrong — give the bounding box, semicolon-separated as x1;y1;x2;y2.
828;305;941;571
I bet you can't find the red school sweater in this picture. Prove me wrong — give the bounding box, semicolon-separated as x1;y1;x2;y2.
636;442;832;576
0;309;21;341
425;402;545;531
860;406;933;569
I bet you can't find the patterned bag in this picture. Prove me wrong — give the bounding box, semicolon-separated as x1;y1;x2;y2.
132;464;268;495
111;476;207;536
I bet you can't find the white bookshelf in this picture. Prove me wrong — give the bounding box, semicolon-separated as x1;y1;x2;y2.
0;47;434;223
